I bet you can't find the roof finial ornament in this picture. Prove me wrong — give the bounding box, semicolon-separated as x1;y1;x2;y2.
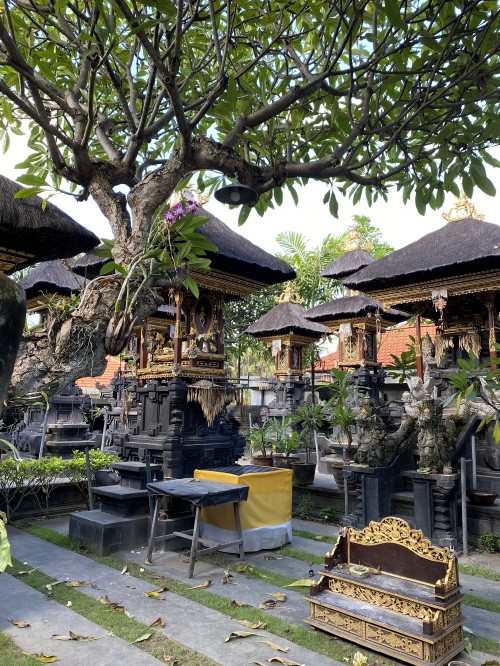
275;281;303;304
442;191;484;223
342;219;373;252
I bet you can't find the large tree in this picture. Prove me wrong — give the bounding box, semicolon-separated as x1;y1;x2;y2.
1;1;500;396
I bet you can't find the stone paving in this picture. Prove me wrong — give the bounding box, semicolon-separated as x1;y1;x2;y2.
1;517;499;666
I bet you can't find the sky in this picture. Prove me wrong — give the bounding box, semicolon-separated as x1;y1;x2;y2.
3;131;500;255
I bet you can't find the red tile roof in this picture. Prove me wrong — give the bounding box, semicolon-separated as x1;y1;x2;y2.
315;322;436;371
76;356;122;390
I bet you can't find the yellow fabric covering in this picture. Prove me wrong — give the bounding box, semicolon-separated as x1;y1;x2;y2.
194;467;292;531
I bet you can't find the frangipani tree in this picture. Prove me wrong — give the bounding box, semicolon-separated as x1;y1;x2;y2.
1;1;500;396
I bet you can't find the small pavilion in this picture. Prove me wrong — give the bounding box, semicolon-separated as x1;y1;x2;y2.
343;195;500;380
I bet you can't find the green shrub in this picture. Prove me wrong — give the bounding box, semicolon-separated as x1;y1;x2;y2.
319;507;337;524
295;496;315;520
479;531;500;553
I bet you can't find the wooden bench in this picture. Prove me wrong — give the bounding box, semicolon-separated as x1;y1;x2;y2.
305;517;466;666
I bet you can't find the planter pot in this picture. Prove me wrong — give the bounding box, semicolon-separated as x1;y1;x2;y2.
466;490;498;506
250;455;274;467
272;454;300;469
292;462;316;487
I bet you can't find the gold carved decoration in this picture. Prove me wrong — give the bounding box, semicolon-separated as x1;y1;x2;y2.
442;192;484;223
342;222;373;252
275;281;303;304
348;517;452;564
365;624;423;658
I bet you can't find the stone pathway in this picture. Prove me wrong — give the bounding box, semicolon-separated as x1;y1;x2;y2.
2;518;499;666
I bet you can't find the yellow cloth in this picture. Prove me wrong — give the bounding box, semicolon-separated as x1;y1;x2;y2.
194;467;292;531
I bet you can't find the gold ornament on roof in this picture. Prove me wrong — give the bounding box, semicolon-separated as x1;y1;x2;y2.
275;281;303;304
442;192;484;223
342;221;373;252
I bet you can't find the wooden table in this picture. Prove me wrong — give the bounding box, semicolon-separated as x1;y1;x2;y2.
145;478;249;577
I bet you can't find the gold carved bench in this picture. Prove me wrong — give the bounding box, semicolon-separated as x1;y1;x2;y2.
305;517;466;666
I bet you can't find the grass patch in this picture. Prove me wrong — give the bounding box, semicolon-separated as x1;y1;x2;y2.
9;557;217;666
470;634;500;657
0;632;41;666
292;528;335;544
459;563;500;582
463;593;500;614
276;546;325;565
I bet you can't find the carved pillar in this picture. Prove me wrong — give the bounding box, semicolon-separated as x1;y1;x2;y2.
163;377;187;479
486;294;497;370
139;323;148;369
173;290;183;367
415;309;424;380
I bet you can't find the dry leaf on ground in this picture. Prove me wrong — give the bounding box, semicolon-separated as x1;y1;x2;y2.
149;617;165;628
97;595;126;613
267;658;305;665
51;631;101;641
231;600;251;607
64;581;87;587
263;555;282;561
45;582;63;594
259;641;289;652
8;618;30;628
121;566;128;575
144;588;167;599
224;631;260;642
236;620;266;630
284;580;315;588
268;593;286;602
132;633;152;644
190;579;212;589
22;653;57;663
17;568;38;575
221;571;233;584
259;599;277;609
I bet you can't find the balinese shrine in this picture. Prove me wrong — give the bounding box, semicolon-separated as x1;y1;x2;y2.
112;207;296;478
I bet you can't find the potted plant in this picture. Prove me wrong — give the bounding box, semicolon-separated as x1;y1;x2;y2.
289;402;327;486
266;417;300;468
247;422;274;466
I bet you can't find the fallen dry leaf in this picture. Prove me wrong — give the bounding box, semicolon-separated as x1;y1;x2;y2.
268;593;286;602
263;555;282;560
284;579;315;588
64;581;87;587
132;633;152;644
22;653;57;663
267;658;304;665
259;640;289;652
259;599;277;609
124;610;135;619
45;582;63;594
144;588;167;599
97;595;126;613
17;568;38;575
221;570;233;584
8;618;30;628
253;662;267;666
231;600;251;607
237;620;266;630
51;631;101;642
190;579;212;589
224;631;260;642
121;566;128;575
235;563;254;573
149;617;165;628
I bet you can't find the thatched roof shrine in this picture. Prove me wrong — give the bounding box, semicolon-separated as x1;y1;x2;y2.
18;259;84;304
245;300;329;339
343;217;500;297
321;248;374;280
306;295;408;324
192;208;295;297
69;245;107;279
0;174;99;274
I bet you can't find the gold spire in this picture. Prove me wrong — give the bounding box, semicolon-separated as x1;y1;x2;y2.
275;281;303;304
341;220;373;252
442;192;484;223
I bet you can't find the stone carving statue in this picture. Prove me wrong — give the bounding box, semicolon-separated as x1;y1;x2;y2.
354;397;391;467
415;399;459;470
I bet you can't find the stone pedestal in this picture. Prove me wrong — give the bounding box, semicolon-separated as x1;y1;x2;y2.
343;464;403;528
406;470;460;548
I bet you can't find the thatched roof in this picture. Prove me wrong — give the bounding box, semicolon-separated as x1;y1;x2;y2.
306;295;409;324
69;245;107;278
245;301;329;338
344;217;500;292
321;248;374;280
18;259;84;299
196;208;295;285
0;174;99;274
